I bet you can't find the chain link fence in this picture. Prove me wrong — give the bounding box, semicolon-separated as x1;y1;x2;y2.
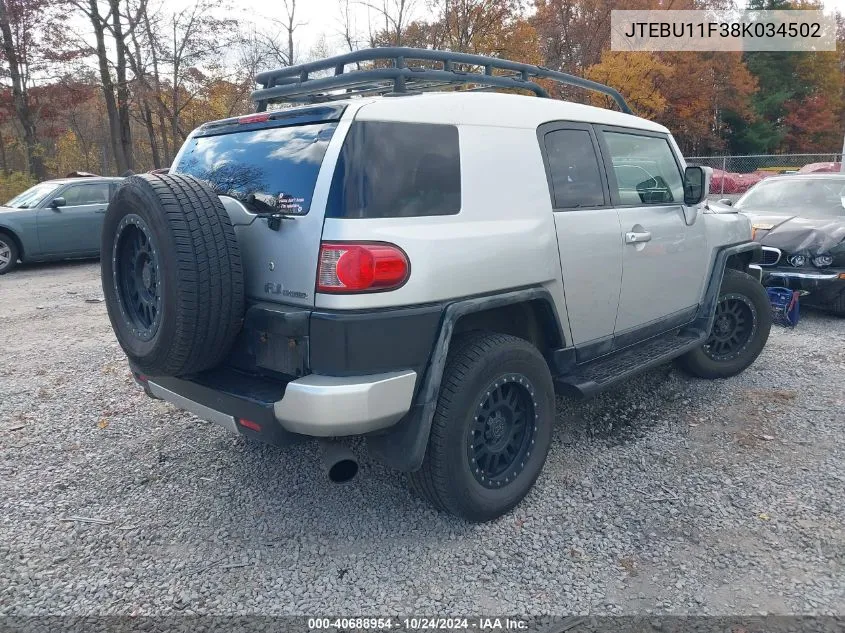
686;152;844;201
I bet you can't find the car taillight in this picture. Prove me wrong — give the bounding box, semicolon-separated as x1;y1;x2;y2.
317;243;410;293
237;113;270;124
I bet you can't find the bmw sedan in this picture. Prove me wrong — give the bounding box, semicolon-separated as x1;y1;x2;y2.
712;174;845;315
0;176;123;274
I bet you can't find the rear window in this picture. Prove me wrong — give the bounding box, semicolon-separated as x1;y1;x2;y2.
327;121;461;218
172;122;337;215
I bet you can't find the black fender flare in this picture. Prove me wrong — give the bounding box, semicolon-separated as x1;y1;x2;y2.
692;241;762;334
366;286;565;472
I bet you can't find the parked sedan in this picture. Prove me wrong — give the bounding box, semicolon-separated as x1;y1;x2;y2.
713;174;845;314
0;176;123;274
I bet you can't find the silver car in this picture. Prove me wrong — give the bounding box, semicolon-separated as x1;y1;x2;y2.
0;176;123;274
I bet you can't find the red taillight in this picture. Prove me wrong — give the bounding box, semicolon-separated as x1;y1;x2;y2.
238;113;271;124
238;418;261;432
317;243;409;293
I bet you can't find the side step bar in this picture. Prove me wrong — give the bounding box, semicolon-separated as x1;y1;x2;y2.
555;329;707;398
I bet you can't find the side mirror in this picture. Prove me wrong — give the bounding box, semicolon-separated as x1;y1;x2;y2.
718;198;734;207
50;197;67;209
683;166;706;206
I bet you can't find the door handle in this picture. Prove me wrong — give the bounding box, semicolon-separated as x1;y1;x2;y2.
95;209;107;214
625;231;652;244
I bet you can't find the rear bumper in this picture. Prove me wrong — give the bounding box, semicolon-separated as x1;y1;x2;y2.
134;299;441;445
144;369;417;439
272;370;417;435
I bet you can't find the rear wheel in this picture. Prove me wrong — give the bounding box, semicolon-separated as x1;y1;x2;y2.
409;332;555;522
677;269;771;379
0;232;19;274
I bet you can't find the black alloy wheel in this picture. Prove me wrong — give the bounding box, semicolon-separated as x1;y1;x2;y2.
467;374;538;489
703;293;756;361
113;214;162;342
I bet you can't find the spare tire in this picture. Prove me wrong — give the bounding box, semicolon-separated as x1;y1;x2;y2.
101;173;245;376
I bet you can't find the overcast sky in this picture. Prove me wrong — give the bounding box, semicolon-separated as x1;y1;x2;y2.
238;0;845;60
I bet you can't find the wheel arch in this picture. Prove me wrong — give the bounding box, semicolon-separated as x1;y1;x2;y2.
0;225;24;260
725;249;756;273
366;286;565;472
451;296;565;353
694;241;762;334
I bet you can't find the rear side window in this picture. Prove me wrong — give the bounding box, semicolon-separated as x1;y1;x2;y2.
601;132;684;205
327;121;461;218
173;122;337;215
543;129;605;208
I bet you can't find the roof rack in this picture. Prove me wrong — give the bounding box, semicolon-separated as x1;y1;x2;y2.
252;47;632;115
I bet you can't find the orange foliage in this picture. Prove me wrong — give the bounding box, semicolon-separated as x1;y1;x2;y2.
783;95;842;152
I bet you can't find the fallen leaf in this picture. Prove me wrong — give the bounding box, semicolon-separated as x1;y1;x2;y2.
98;419;109;430
758;513;770;521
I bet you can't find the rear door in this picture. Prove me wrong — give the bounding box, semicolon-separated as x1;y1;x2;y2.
538;122;622;352
171;107;346;307
595;127;707;337
37;181;109;255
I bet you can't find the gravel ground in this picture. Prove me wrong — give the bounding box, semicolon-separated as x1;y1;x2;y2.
1;260;843;617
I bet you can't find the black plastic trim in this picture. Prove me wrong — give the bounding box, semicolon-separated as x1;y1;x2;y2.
225;302;310;378
691;241;762;334
611;305;698;352
574;335;614;364
145;370;301;446
309;302;445;381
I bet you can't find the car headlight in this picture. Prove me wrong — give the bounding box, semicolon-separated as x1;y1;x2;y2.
787;254;807;267
812;254;834;268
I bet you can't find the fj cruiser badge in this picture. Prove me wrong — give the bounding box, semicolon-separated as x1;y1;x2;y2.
264;282;307;299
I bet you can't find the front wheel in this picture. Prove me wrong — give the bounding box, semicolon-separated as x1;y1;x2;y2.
822;288;845;317
409;332;555;522
676;268;771;379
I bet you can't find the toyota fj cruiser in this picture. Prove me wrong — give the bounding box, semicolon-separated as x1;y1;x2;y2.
101;48;771;522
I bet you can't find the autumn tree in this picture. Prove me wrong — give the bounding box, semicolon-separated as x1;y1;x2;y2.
782;95;841;152
659;52;757;155
69;0;138;174
585;51;673;120
532;0;616;79
363;0;417;46
0;0;54;179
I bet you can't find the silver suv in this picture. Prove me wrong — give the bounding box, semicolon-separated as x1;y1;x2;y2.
101;48;771;521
